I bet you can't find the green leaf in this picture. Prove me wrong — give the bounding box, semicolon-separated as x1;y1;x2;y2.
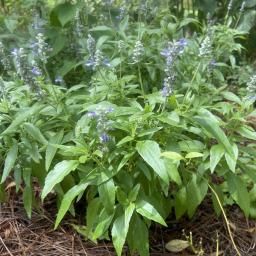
227;174;250;217
2;104;42;135
161;151;184;161
0;184;6;202
136;200;167;226
185;152;204;159
90;26;112;32
98;178;116;213
237;126;256;140
112;203;135;256
86;198;101;232
210;144;224;173
225;143;238;173
186;175;208;218
175;187;187;219
221;91;242;105
42;160;79;200
55;182;89;229
1;142;18;183
116;136;134;147
24;122;48;145
136;141;169;184
93;209;114;240
164;160;182;185
211;185;224;217
23;186;33;219
194;116;234;157
52;3;77;27
45;130;64;171
128;184;141;202
117;152;135;171
127;213;149;256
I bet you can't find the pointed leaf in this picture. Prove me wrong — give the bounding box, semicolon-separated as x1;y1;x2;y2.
42;160;79;200
127;213;149;256
161;151;184;161
112;203;135;256
2;104;42;135
210;144;224;173
237;126;256;140
194;116;234;157
225;143;238;173
55;182;89;228
23;186;33;219
136;141;169;184
175;187;187;219
1;142;18;183
136;200;167;226
185;152;204;159
24;122;48;145
45;130;64;171
98;178;116;213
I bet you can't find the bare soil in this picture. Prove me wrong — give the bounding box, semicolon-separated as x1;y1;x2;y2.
0;191;255;256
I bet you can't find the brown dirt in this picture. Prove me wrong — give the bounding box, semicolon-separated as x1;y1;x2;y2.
0;191;255;256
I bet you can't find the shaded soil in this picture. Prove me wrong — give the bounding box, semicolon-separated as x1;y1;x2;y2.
0;191;255;256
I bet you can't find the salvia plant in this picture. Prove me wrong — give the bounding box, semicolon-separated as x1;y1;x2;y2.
0;1;256;256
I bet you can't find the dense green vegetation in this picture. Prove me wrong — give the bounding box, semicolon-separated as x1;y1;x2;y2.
0;1;256;255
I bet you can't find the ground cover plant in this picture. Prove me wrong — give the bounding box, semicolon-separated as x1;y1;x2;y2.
0;0;256;255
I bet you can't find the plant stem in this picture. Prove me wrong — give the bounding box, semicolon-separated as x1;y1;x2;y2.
183;61;201;104
209;183;241;256
137;64;145;99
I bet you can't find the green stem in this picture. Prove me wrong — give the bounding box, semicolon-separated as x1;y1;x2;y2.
138;64;145;99
183;61;201;105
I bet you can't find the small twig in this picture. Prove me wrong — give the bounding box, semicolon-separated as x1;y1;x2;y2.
0;235;15;256
209;184;241;256
72;234;75;256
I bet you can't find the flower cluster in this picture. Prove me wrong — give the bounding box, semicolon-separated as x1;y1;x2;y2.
199;35;212;58
118;40;125;52
87;106;114;143
247;74;256;100
11;48;30;81
240;1;246;13
0;41;11;71
132;40;144;64
227;0;234;11
31;13;47;32
116;6;126;20
31;32;52;64
11;48;43;95
160;39;187;97
85;34;111;70
103;0;114;6
74;9;84;38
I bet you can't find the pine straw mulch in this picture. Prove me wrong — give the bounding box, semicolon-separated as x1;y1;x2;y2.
0;191;256;256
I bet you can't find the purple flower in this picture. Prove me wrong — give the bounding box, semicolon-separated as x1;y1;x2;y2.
210;60;217;66
100;133;111;143
55;75;63;84
103;59;111;68
11;48;19;57
247;95;256;101
87;111;97;118
85;58;95;68
31;66;42;76
106;107;114;113
160;48;169;58
162;86;169;97
178;38;187;47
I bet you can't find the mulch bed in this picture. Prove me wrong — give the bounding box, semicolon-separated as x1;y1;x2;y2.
0;190;255;256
